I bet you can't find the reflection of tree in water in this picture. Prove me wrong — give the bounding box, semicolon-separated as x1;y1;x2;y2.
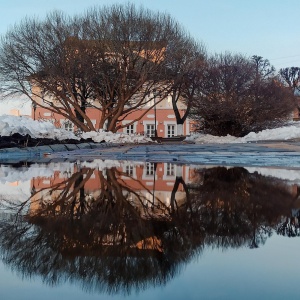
276;188;300;237
189;167;299;248
0;166;299;295
0;166;204;295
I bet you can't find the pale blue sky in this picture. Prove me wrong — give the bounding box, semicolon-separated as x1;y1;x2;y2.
0;0;299;70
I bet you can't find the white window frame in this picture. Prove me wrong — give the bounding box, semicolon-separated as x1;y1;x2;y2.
123;120;137;134
143;121;156;137
163;163;176;180
125;165;134;176
164;121;177;137
166;163;175;176
121;164;137;180
142;162;157;180
146;162;155;176
126;124;134;135
61;120;74;132
146;124;155;137
167;124;176;137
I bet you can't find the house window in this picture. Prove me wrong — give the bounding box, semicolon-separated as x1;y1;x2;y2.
64;121;74;132
167;124;176;137
126;124;134;135
166;163;175;176
146;124;155;137
146;162;155;176
125;165;134;176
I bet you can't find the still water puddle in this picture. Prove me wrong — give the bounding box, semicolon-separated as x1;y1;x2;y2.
0;160;300;300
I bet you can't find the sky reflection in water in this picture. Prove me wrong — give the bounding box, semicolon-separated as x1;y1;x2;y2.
0;161;299;300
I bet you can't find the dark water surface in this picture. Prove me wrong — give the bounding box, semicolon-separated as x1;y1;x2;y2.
0;161;299;300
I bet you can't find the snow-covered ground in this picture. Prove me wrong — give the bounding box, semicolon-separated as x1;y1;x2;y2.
0;115;152;144
2;114;300;145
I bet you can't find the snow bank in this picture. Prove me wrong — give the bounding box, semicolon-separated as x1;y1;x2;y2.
187;122;300;144
239;125;300;142
81;130;152;144
0;115;152;144
0;115;79;140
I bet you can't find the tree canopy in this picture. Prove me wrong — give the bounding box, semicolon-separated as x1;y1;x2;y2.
279;67;300;93
0;4;205;132
189;53;296;136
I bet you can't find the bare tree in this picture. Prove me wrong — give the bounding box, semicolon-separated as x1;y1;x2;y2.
0;4;200;133
278;67;300;118
166;40;206;136
189;53;296;136
279;67;300;93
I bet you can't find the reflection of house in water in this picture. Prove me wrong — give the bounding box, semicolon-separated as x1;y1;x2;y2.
28;163;193;253
29;165;300;219
28;164;300;252
120;162;192;213
30;162;193;219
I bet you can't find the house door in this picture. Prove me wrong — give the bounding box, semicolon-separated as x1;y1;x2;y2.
167;124;176;137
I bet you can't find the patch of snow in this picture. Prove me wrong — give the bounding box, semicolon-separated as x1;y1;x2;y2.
187;122;300;144
0;115;79;140
81;130;152;144
80;159;121;170
186;133;238;144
